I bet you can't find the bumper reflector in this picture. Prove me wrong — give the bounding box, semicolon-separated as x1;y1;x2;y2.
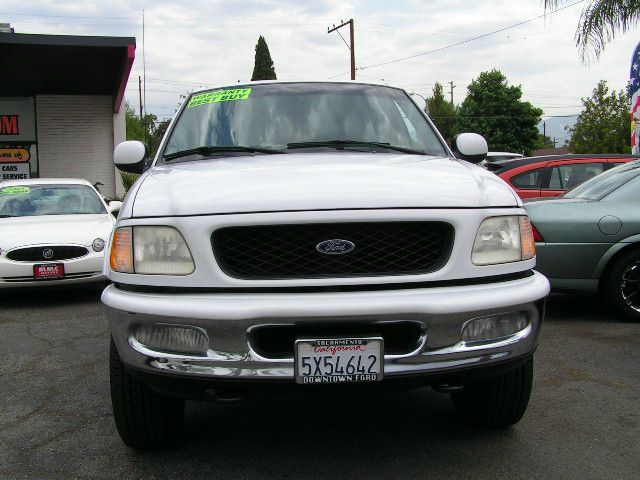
462;312;528;343
134;324;209;355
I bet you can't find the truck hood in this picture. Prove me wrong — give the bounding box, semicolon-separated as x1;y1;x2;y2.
131;152;519;217
0;214;114;250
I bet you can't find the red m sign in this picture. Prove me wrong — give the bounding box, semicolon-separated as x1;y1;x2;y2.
0;115;19;135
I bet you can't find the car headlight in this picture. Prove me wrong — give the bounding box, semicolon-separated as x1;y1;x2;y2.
92;238;105;252
109;226;195;275
472;216;535;266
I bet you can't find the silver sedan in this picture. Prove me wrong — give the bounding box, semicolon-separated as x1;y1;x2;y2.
526;161;640;321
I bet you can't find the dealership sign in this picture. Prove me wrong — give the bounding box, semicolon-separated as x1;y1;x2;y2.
0;147;30;163
0;97;36;143
1;163;30;180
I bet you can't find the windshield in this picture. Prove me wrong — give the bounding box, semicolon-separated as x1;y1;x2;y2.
564;161;640;200
0;184;106;217
163;83;447;159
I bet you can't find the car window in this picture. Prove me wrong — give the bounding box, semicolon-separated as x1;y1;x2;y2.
564;162;640;200
0;184;106;217
547;163;604;190
164;83;447;159
511;169;541;189
601;174;640;202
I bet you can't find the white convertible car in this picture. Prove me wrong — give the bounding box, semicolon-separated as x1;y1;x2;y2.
0;178;121;288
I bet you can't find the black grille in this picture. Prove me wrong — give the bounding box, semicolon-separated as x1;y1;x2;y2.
6;246;89;261
212;222;454;279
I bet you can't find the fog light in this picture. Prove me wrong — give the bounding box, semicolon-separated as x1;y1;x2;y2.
461;312;528;343
134;324;209;355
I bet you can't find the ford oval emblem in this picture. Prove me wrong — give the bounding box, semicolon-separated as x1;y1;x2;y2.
42;248;54;259
316;239;356;255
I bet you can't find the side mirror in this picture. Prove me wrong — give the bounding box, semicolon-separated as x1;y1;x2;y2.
114;141;146;174
452;133;488;163
107;200;123;214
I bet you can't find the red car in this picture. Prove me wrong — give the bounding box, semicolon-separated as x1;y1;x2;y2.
492;154;639;199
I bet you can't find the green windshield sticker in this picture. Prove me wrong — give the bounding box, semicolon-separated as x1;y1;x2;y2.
188;88;252;108
0;186;30;195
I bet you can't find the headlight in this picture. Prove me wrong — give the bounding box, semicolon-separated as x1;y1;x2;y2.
472;216;535;266
92;238;105;252
110;226;195;275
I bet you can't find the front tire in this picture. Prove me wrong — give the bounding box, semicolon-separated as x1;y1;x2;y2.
109;338;185;449
451;358;533;429
602;248;640;322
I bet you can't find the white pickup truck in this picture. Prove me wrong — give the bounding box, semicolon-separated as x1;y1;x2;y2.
103;81;549;449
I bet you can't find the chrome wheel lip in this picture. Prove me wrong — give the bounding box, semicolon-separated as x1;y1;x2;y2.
620;262;640;313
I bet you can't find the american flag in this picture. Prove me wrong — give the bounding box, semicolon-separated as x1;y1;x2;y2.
630;42;640;154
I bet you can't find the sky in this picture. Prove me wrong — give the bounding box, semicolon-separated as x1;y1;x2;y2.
2;0;639;145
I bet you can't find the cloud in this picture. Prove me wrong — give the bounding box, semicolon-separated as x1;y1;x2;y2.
2;0;638;120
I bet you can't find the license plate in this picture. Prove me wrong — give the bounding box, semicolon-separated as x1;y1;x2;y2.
295;337;383;384
33;263;65;280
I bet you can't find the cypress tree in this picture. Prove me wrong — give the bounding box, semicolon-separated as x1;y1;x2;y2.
251;35;277;81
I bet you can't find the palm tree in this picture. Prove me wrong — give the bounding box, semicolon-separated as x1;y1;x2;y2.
545;0;640;61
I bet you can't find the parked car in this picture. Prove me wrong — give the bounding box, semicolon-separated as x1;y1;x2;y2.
478;152;523;169
0;179;121;288
526;161;640;320
103;81;549;449
485;151;524;163
492;154;637;199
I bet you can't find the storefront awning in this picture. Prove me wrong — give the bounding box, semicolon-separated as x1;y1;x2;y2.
0;33;135;113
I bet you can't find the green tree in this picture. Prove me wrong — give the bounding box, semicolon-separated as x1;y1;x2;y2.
568;80;629;153
544;0;640;61
251;35;277;81
124;102;170;157
457;70;543;155
534;133;555;150
427;82;457;143
122;102;172;192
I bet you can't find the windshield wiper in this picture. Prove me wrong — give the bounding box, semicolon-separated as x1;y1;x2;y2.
0;215;17;218
286;140;426;155
163;145;283;161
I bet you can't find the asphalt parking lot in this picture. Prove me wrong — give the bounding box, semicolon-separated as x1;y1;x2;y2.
0;288;638;480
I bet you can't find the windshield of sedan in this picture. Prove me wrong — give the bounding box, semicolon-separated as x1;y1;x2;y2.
163;83;447;159
0;184;106;217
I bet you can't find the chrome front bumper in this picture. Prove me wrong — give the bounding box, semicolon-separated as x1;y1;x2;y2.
103;271;550;381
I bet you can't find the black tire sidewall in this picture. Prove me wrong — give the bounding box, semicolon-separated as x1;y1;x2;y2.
603;248;640;321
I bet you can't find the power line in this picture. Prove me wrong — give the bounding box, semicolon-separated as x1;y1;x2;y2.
329;0;584;78
335;29;351;50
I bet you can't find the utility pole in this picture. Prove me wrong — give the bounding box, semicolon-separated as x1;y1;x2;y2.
543;121;546;137
142;9;146;116
328;19;355;80
138;76;143;117
448;81;455;106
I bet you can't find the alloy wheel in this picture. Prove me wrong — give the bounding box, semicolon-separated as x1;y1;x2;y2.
620;262;640;312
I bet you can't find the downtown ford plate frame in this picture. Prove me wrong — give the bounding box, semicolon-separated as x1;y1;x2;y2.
295;337;384;384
